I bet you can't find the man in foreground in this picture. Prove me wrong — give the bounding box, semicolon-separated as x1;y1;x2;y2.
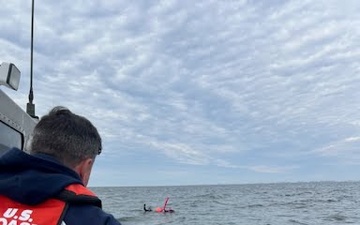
0;106;121;225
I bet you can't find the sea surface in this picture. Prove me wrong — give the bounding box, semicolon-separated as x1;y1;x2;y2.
90;181;360;225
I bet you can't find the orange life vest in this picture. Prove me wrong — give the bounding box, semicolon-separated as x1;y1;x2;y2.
0;183;101;225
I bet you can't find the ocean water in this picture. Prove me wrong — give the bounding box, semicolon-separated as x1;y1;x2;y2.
90;181;360;225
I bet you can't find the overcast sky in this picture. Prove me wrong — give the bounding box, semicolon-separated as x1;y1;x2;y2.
1;0;360;187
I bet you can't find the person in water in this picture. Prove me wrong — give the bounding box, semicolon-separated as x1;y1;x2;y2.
0;106;122;225
155;197;175;213
163;208;175;213
144;203;152;212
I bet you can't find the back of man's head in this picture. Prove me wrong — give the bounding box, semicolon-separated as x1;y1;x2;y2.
30;106;102;168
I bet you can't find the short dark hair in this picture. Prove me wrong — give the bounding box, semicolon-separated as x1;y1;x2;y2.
30;106;102;168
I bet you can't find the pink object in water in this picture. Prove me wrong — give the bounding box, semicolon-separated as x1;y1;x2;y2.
155;207;163;212
154;197;172;213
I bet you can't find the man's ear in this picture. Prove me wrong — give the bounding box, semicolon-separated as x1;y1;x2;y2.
74;158;94;186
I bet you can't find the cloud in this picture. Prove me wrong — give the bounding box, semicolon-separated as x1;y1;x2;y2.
1;0;360;185
248;165;297;174
315;136;360;162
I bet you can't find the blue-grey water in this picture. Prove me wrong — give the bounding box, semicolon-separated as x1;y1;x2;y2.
90;181;360;225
